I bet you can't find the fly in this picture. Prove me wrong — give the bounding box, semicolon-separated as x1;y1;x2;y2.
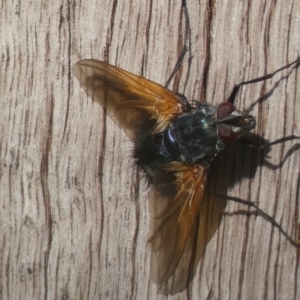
72;57;300;284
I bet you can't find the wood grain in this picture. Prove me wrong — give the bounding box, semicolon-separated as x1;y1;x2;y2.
1;0;299;299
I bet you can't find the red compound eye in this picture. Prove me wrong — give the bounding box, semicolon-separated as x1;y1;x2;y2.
217;102;236;119
218;125;238;144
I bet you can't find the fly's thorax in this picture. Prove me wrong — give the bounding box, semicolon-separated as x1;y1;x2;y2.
163;104;224;164
162;102;256;164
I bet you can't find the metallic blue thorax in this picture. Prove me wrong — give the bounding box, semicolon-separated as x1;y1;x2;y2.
163;104;225;164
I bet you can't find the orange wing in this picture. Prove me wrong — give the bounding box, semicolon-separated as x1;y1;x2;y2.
148;162;207;284
72;60;185;139
73;60;206;283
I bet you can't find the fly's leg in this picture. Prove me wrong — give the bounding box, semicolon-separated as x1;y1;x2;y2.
227;57;300;104
165;0;192;88
239;135;300;170
239;135;300;150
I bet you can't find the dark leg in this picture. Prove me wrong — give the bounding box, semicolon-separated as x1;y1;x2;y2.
239;135;300;169
165;0;192;88
227;57;300;104
239;135;300;150
265;135;300;147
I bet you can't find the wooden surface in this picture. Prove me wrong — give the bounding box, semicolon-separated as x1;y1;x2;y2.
1;0;300;299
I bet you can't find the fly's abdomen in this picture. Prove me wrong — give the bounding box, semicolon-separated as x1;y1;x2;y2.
134;134;173;178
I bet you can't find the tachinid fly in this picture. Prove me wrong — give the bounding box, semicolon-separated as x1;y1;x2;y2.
72;58;300;284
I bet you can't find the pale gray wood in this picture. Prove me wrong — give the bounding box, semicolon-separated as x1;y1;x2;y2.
1;0;299;299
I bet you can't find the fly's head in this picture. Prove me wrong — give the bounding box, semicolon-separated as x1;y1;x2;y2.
215;102;256;145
